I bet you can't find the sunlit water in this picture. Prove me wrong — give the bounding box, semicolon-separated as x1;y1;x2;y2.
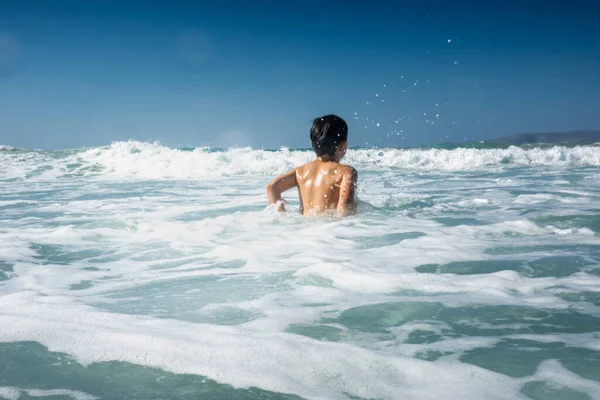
1;141;600;400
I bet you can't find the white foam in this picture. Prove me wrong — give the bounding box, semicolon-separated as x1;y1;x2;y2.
2;139;600;399
0;387;97;400
533;360;600;399
1;141;600;181
514;193;563;204
0;293;522;400
0;388;19;400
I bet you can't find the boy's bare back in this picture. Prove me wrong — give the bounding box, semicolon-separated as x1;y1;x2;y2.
266;114;358;217
295;160;357;215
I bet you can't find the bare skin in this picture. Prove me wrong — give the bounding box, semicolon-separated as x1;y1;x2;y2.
266;142;358;216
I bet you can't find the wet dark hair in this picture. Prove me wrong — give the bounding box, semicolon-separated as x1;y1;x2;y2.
310;114;348;157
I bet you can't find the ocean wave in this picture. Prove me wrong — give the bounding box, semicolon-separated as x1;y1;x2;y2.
1;141;600;181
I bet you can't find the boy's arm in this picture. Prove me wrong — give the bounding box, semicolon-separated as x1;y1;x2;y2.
266;169;298;211
337;167;358;216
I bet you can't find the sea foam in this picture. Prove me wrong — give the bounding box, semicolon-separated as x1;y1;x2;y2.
0;141;599;181
1;140;600;399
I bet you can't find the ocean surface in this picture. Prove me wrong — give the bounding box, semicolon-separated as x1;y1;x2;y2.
1;141;600;400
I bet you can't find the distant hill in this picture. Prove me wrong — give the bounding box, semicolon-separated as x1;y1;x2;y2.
485;130;600;145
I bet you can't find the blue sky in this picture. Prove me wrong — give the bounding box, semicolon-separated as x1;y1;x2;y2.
0;0;599;150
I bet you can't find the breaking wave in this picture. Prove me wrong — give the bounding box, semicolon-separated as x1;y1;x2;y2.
1;141;599;181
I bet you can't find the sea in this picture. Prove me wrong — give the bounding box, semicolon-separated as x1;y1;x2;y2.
1;140;600;400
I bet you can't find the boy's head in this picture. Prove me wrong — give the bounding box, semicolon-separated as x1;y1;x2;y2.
310;114;348;158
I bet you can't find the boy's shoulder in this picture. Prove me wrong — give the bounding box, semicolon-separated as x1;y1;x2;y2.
336;163;357;177
294;160;357;174
294;159;320;173
295;162;357;185
295;161;356;174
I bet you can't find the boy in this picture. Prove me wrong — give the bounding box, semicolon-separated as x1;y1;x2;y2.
266;114;358;216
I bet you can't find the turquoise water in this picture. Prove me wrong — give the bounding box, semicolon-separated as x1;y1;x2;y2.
1;142;600;399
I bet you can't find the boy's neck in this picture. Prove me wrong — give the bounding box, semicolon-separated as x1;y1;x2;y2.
317;155;340;163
